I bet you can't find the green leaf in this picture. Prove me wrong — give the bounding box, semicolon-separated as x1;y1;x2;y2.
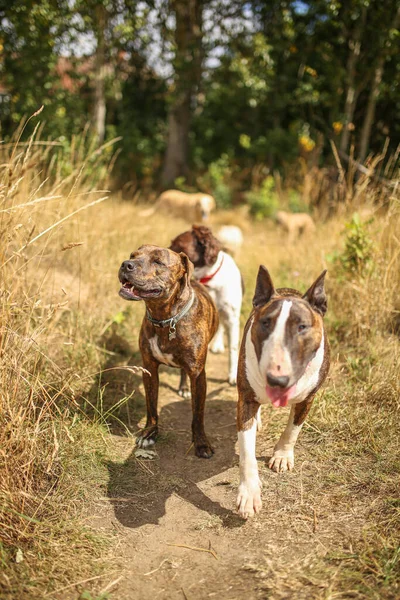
113;311;125;325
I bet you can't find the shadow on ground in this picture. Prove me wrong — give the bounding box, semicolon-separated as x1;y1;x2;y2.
106;395;243;530
81;324;243;529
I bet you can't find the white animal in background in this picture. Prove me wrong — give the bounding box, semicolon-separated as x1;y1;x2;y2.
170;225;243;386
216;225;244;258
140;190;216;223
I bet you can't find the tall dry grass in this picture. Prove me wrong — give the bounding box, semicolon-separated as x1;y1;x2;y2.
0;115;399;598
0;117;120;598
0;116;202;598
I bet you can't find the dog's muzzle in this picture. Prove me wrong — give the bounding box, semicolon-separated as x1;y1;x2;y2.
118;261;162;301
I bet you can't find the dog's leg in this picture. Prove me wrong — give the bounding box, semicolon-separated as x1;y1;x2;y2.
210;321;225;354
136;357;160;448
227;312;240;386
268;397;314;472
178;369;191;399
237;396;262;519
190;368;214;458
256;405;262;431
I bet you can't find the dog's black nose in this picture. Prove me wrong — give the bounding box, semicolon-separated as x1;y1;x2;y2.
121;260;135;271
266;373;289;388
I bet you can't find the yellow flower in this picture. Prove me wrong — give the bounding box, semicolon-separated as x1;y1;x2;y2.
332;121;343;134
299;136;315;152
305;66;317;78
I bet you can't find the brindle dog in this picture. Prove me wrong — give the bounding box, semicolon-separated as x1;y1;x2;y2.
118;245;219;458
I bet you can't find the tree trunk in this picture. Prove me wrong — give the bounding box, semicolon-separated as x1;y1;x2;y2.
162;94;191;186
358;57;384;164
93;5;107;145
161;0;203;187
358;7;400;163
340;7;367;154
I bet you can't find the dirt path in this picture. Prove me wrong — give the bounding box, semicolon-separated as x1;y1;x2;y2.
91;349;365;600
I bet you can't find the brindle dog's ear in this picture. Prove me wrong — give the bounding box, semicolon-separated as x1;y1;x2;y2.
179;252;194;286
192;225;221;266
253;265;275;308
303;270;327;316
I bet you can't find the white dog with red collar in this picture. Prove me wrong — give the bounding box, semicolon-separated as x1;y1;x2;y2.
196;250;242;385
170;226;243;385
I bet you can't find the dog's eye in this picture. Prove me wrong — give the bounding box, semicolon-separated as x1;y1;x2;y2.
154;259;165;267
298;324;308;333
260;318;271;329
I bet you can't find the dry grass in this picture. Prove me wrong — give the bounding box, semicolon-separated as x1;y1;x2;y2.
0;121;119;598
0;117;399;598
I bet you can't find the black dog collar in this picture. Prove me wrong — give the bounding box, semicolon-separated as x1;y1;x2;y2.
146;291;195;340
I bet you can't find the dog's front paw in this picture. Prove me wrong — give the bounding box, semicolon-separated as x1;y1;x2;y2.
210;340;225;354
228;373;237;386
194;438;214;459
136;425;158;448
178;387;191;399
237;482;262;519
268;448;294;473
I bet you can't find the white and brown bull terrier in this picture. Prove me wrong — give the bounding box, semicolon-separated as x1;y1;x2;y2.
236;266;330;519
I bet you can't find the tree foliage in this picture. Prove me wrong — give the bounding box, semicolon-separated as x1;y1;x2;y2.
0;0;399;189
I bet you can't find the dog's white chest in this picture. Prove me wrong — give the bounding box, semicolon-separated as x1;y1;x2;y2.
149;336;178;367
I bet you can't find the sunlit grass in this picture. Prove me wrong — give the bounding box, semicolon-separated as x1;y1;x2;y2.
0;116;399;597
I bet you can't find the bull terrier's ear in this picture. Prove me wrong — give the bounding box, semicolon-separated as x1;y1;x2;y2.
179;252;194;286
303;270;327;316
253;265;275;308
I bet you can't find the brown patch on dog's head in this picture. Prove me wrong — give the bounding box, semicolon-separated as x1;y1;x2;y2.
192;225;221;266
170;225;221;268
170;231;200;266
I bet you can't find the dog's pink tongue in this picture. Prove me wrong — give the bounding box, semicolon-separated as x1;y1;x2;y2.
266;385;295;408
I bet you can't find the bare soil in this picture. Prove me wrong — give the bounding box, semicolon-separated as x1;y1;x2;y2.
88;346;366;600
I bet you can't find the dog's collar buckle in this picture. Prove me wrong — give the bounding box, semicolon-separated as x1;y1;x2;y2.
146;291;194;340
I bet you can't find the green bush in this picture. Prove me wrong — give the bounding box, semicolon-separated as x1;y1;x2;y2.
207;154;233;208
340;214;374;274
246;176;279;220
327;213;375;277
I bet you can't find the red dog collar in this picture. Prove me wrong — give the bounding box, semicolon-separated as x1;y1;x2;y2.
200;255;224;286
